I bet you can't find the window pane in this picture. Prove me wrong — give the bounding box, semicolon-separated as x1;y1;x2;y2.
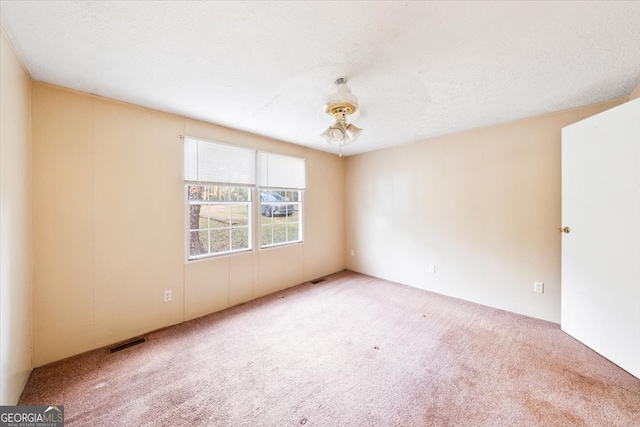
188;186;206;201
190;230;207;257
260;210;273;225
208;205;231;228
287;223;299;242
231;205;249;226
231;187;250;202
271;224;287;245
232;227;249;250
261;203;273;217
286;190;299;202
261;225;273;247
189;204;207;230
207;186;228;201
210;228;230;253
199;214;210;230
201;229;210;252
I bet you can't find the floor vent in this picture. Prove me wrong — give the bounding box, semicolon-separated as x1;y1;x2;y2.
108;337;146;354
310;277;326;284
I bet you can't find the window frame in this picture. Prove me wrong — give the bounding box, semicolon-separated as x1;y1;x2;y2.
183;137;307;259
186;184;253;260
259;188;304;249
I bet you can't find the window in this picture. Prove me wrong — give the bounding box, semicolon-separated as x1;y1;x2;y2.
184;137;256;259
183;138;306;257
188;185;251;258
258;152;305;248
260;189;302;247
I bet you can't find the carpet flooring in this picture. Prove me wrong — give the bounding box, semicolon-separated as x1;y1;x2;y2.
19;271;640;426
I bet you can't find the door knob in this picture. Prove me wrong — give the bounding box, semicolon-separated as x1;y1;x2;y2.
558;226;570;234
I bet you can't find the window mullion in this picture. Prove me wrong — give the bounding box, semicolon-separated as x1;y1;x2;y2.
208;204;212;255
228;203;232;252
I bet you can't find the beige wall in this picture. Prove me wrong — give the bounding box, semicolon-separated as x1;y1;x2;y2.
32;83;345;366
345;100;624;323
0;31;32;404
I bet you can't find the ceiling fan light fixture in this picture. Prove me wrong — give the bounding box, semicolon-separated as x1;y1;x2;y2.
324;78;359;115
320;125;343;143
345;123;362;142
320;121;351;144
320;77;363;156
329;126;346;141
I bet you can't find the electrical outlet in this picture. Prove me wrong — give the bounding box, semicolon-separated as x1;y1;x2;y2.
429;265;436;274
533;282;544;293
350;249;355;256
163;290;172;302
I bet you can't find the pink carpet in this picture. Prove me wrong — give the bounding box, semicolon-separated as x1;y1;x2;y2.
19;271;640;426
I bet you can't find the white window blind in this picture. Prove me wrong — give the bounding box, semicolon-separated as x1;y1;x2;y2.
184;137;256;185
258;152;306;189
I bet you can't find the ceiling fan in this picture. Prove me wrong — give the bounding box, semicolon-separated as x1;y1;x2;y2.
320;78;363;156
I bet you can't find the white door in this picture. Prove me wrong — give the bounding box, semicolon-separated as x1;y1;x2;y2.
561;98;640;379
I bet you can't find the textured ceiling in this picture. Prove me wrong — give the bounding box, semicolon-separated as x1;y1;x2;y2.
1;1;639;156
